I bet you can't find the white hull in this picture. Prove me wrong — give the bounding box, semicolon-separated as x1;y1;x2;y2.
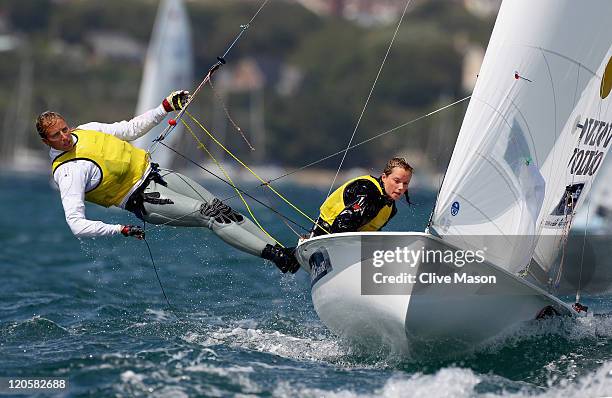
296;232;575;355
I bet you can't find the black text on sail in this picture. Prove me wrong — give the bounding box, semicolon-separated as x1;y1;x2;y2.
568;118;612;176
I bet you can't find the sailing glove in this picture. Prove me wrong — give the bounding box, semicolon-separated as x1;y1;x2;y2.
162;90;191;112
121;225;145;240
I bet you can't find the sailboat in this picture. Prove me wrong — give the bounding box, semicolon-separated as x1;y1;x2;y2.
295;0;612;352
132;0;194;168
0;40;48;173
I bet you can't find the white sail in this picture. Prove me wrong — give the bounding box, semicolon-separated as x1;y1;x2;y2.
430;0;612;276
133;0;194;167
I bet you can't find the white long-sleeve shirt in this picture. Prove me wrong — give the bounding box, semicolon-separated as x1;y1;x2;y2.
50;105;168;237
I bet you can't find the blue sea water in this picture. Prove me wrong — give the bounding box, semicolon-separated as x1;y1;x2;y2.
2;173;612;397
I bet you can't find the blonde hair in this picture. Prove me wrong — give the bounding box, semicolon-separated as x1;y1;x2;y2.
36;111;64;138
383;157;413;176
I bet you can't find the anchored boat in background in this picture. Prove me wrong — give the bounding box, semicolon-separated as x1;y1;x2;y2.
296;0;612;354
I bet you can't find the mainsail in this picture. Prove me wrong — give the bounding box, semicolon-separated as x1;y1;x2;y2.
430;0;612;278
133;0;194;167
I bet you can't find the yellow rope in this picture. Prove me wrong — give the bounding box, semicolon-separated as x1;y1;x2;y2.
181;119;283;247
184;111;330;234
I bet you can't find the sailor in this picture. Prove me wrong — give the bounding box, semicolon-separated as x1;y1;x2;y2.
37;90;299;273
312;157;412;236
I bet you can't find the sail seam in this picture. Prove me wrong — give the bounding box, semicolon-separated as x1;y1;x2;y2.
539;49;559;220
508;97;539;166
524;45;600;78
449;191;512;238
572;65;581;108
472;94;540;171
476;152;522;203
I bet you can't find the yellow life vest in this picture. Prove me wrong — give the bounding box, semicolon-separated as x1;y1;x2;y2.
52;129;150;207
319;175;393;232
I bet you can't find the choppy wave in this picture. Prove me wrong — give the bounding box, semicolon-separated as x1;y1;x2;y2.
182;323;346;363
270;361;612;398
1;316;70;342
108;356;612;397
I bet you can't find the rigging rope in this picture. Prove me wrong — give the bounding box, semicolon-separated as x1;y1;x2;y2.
263;187;302;238
181;118;282;246
217;95;471;198
325;0;413;199
148;0;270;155
223;0;270;59
553;189;576;289
575;198;592;304
219;95;472;206
142;222;175;314
183;110;330;234
208;76;255;150
157;141;311;233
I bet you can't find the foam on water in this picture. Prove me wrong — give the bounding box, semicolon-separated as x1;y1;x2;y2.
491;312;612;344
145;308;176;322
182;324;346;363
110;349;264;396
268;361;612;398
102;333;612;398
271;367;481;398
